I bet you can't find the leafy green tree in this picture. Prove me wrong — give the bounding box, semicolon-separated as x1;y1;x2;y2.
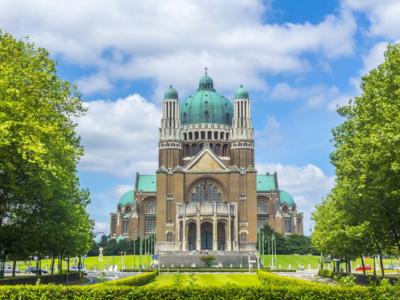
0;31;91;277
312;43;400;276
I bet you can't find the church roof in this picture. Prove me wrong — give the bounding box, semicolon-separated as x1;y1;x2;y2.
118;190;135;207
180;72;233;125
256;174;277;192
137;175;157;192
279;189;296;208
235;85;249;99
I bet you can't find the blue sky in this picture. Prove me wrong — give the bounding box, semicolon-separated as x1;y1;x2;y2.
2;0;399;235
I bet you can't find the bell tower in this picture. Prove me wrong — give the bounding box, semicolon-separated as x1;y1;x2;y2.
230;85;254;168
159;85;182;168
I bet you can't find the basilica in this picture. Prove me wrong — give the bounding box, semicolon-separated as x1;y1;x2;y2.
109;71;303;253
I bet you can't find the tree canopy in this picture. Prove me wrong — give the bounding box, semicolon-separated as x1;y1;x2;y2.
0;31;92;277
312;43;400;274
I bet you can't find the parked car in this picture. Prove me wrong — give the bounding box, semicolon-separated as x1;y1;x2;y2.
25;267;48;275
70;266;87;275
355;265;372;271
4;267;20;274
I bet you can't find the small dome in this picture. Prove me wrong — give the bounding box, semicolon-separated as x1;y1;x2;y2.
118;190;136;208
235;85;249;99
279;190;296;208
164;85;178;99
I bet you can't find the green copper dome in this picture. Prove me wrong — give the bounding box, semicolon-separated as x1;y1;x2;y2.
164;85;178;99
235;85;249;99
118;190;136;208
180;73;233;125
279;190;295;208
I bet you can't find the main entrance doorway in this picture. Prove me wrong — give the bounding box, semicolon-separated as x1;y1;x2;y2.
201;222;213;250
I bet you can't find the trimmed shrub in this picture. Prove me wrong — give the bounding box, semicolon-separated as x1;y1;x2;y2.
0;284;399;300
101;270;158;286
318;269;335;278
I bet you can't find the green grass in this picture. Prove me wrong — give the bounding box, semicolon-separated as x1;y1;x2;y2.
262;255;319;269
261;255;400;272
148;273;261;287
8;255;152;273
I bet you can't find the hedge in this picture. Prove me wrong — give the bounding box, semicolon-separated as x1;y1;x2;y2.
0;272;81;285
100;270;158;286
0;285;399;299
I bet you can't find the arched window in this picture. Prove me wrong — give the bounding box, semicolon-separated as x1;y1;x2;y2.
282;205;289;214
183;132;187;140
257;199;267;214
166;232;174;242
146;200;156;215
191;180;222;203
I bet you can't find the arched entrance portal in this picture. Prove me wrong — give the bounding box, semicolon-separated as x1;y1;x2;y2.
217;222;226;250
187;222;196;251
201;222;213;250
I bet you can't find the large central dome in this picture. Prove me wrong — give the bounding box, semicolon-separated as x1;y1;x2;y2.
180;73;233;125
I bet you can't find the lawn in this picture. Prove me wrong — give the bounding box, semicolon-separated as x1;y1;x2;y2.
262;255;319;269
148;273;261;287
261;255;400;272
8;255;152;273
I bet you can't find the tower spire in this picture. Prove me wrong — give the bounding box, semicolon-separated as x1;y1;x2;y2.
204;66;208;76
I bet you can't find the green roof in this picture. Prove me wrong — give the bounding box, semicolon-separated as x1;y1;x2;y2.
256;174;276;192
164;85;178;99
279;189;295;208
180;73;233;125
235;85;249;99
137;175;157;192
118;190;135;207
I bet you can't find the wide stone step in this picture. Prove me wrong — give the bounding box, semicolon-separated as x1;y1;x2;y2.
159;252;259;268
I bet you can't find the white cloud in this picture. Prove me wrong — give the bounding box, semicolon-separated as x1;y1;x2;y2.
270;83;300;101
76;94;160;177
114;184;134;198
347;0;400;40
361;41;387;76
76;73;113;95
257;163;335;233
0;0;356;96
94;221;109;235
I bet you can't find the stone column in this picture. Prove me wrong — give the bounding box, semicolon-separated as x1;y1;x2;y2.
227;204;232;251
234;203;239;251
175;204;180;250
196;205;201;251
182;205;186;251
213;203;217;250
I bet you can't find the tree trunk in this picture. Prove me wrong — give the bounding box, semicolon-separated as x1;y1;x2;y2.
67;256;70;273
379;254;385;277
12;258;16;277
51;257;55;275
373;257;377;276
35;257;40;277
347;258;351;274
58;255;63;274
361;256;366;275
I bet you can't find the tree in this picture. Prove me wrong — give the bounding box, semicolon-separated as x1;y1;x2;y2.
0;31;92;277
312;43;400;276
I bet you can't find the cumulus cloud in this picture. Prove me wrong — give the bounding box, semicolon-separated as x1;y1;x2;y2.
76;94;160;177
347;0;400;40
257;163;335;233
94;221;109;235
0;0;356;96
76;73;113;95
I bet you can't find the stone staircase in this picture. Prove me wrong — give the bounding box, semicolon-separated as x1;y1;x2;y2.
159;251;260;269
